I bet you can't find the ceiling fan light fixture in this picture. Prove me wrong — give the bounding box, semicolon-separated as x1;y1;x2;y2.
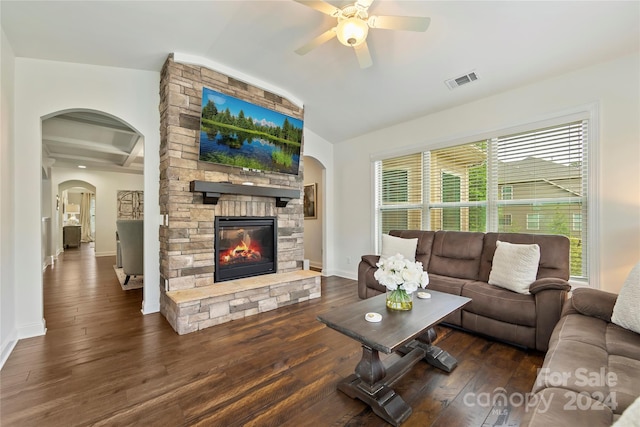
336;17;368;47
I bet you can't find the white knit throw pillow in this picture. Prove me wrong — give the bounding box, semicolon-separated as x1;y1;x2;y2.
612;261;640;334
488;240;540;294
380;234;418;262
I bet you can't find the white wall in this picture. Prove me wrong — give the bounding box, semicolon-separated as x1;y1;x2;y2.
302;128;335;275
13;58;161;342
51;169;144;256
303;156;323;270
1;28;18;368
334;53;640;293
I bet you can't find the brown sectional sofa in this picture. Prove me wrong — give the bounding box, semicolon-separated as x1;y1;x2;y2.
358;230;572;352
521;288;640;426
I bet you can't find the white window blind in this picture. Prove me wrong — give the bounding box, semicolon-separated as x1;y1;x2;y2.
375;153;423;236
496;121;587;278
428;142;488;232
374;120;588;279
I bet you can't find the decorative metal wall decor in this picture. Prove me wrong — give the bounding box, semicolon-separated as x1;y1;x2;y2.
117;190;144;219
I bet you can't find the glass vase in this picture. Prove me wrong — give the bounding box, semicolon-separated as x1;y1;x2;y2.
386;288;413;311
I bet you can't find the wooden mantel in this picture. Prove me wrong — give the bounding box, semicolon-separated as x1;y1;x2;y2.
190;181;300;207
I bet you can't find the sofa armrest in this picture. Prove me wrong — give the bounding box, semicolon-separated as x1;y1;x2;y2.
570;287;618;323
529;277;571;294
360;254;380;269
533;281;571;351
358;255;383;299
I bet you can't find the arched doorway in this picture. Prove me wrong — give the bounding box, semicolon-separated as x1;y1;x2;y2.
303;155;326;273
42;109;145;299
56;180;96;255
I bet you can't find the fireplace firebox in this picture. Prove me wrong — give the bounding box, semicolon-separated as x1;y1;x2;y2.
214;217;277;282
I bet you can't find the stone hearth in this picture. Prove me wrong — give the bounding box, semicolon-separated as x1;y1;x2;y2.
164;270;321;334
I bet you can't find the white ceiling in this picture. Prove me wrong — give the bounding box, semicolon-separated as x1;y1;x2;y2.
3;0;639;150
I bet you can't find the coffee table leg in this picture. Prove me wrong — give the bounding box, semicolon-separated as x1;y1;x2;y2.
337;345;413;426
397;328;459;373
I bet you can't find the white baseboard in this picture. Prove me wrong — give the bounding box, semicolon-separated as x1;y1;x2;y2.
42;255;54;272
330;269;358;281
94;251;117;257
0;329;18;370
309;260;323;270
18;319;47;340
142;299;160;315
2;320;47;370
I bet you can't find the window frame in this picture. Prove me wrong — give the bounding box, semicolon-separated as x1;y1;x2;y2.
499;213;512;226
526;213;541;230
501;185;513;200
372;103;599;287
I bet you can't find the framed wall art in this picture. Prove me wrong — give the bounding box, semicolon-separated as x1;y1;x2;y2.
304;183;317;219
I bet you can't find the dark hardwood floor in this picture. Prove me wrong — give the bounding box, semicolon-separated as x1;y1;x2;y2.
1;244;544;426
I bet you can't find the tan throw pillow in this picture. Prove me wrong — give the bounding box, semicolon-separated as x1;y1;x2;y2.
612;261;640;334
381;234;418;262
488;240;540;294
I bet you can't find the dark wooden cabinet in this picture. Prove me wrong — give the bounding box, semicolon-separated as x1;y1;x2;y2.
63;225;81;248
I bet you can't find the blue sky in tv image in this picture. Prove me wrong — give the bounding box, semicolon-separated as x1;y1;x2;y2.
202;88;303;129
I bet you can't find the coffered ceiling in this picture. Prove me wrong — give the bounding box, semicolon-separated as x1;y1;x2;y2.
42;112;143;175
3;1;639;167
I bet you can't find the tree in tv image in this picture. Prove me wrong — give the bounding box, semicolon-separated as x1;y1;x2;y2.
199;88;303;175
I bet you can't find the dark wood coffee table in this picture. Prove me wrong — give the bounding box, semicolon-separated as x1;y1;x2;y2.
317;290;471;426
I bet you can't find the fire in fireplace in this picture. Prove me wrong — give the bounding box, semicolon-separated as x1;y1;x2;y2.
214;217;277;282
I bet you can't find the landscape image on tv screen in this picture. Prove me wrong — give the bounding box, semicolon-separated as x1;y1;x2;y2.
199;87;303;175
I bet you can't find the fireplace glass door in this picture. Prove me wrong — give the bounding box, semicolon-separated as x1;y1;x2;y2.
215;217;277;282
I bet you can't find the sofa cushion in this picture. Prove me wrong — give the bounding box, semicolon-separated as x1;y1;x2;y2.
380;233;418;261
461;281;537;327
608;354;640;413
536;313;640;416
479;233;570;282
522;388;613;427
427;274;467;296
461;311;536;349
606;322;640;360
612;261;640;334
488;240;540;294
428;231;484;280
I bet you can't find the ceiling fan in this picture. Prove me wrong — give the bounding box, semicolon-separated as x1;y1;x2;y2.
294;0;431;69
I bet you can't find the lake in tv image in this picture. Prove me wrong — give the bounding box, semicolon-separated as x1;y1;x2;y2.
199;87;303;175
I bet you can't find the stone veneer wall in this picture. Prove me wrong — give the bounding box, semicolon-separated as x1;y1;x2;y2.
158;54;305;329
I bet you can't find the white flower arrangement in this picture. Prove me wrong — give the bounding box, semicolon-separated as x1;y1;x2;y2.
374;253;429;294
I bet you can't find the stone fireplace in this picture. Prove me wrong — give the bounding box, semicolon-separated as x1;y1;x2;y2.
158;55;320;334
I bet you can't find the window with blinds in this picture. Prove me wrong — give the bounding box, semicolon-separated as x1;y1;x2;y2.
375;153;423;235
374;120;588;279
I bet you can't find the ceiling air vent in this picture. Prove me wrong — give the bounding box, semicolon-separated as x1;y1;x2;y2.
445;71;479;90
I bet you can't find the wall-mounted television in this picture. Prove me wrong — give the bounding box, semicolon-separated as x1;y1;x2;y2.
199;87;303;176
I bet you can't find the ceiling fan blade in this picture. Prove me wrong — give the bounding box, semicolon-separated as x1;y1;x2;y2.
368;15;431;32
295;28;337;55
354;42;373;69
293;0;341;17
